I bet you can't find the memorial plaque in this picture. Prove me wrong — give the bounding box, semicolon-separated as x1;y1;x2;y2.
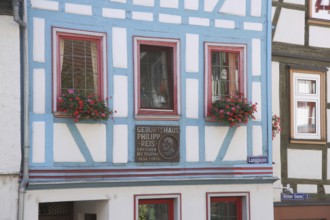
135;126;180;162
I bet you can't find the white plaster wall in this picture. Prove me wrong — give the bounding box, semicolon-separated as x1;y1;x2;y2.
186;79;199;118
252;82;262;121
185;33;199;72
273;8;305;45
113;75;128;117
204;0;218;12
33;17;45;62
224;126;247;161
133;0;154;6
309;26;330;49
288;149;322;179
297;184;317;193
102;8;126;19
284;0;305;4
271;61;281;202
24;183;274;220
186;126;199;162
252;126;262;156
0;16;21;173
65;3;92;16
327;109;330;142
32;122;46;163
33;68;45;113
160;0;178;8
31;0;59;11
252;39;261;76
327;68;330;103
205;126;229;161
215;19;235;29
113;124;128;163
251;0;261;17
53;123;85;162
112;27;128;68
184;0;199;10
0;176;20;220
220;0;246;16
76;124;107;162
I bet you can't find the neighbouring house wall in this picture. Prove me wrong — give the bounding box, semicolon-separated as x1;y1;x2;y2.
0;15;21;220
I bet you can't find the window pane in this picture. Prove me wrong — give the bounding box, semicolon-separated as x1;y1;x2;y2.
211;51;239;102
60;38;98;96
296;101;316;134
211;200;237;220
138;203;169;220
140;45;174;110
297;79;316;94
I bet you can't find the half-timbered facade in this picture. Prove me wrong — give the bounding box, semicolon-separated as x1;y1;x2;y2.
24;0;274;219
272;0;330;219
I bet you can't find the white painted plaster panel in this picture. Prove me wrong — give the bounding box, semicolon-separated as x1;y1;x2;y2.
33;17;45;63
252;39;261;76
102;8;126;19
215;19;235;29
224;126;247;161
252;82;262;121
111;0;126;2
133;0;154;6
159;14;182;24
186;79;199;119
327;109;330;142
288;149;322;179
325;185;330;194
33;69;45;114
204;0;218;12
272;62;280;115
244;22;263;31
273;8;305;45
65;3;92;16
186;126;199;162
132;11;153;21
113;125;128;163
53;123;85;162
252;126;262;156
297;184;317;193
31;0;59;11
184;0;199;10
205;126;229;161
112;27;127;68
272;7;276;21
189;17;210;26
327;68;330;103
0;176;19;220
76;124;106;162
24;184;274;220
0;16;21;174
185;33;199;73
251;0;261;17
284;0;305;4
113;75;128;117
32;122;45;163
160;0;178;8
326;149;330;178
309;26;330;48
219;0;246;16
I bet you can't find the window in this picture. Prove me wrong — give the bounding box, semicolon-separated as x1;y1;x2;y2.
205;43;245;117
134;194;181;220
207;193;249;220
134;37;180;119
52;28;106;112
309;0;330;22
290;69;326;141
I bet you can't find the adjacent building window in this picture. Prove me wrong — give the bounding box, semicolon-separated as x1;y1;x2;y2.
134;194;181;220
309;0;330;21
290;69;326;141
207;193;249;220
52;28;106;112
205;43;245;116
134;37;180;119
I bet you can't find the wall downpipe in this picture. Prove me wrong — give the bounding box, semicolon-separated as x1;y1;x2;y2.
13;0;29;219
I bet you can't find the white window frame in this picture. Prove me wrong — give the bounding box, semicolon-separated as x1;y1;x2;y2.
52;27;107;113
292;72;321;139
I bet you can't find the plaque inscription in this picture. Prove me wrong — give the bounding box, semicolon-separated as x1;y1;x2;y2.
135;126;180;162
